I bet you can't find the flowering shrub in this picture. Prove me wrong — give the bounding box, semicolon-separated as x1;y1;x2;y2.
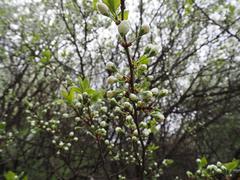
47;0;168;178
186;158;240;179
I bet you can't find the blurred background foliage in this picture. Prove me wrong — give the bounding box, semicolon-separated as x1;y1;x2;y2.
0;0;240;179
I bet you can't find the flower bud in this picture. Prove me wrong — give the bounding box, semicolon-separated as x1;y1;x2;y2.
107;90;115;98
216;168;222;173
132;136;138;141
100;121;107;127
186;171;194;178
118;20;130;36
143;129;151;136
75;117;81;122
217;162;222;167
151;88;159;96
63;113;69;118
140;121;147;128
136;100;144;107
69;131;74;136
75;102;81;107
59;141;64;147
64;146;69;151
152;112;165;121
115;73;124;81
133;129;138;136
115;127;123;133
104;139;110;144
160;89;169;96
123;102;133;111
139;24;150;36
96;128;107;136
196;158;201;163
129;93;138;102
126;115;133;122
142;91;153;100
100;106;108;113
107;76;117;85
110;98;118;106
138;64;148;72
148;75;154;81
106;62;117;72
114;106;122;114
97;2;109;16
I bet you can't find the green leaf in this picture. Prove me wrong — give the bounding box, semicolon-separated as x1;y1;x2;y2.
32;33;40;43
185;6;191;15
137;55;150;65
42;49;51;59
86;88;104;102
70;86;82;94
40;57;48;64
186;0;194;5
149;119;157;133
40;49;51;64
163;159;174;166
118;10;129;20
4;171;17;180
224;159;239;173
62;87;78;104
0;122;6;130
62;78;103;103
103;0;120;14
79;78;90;92
147;144;159;152
53;99;65;105
214;59;225;69
198;157;208;168
92;0;98;10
